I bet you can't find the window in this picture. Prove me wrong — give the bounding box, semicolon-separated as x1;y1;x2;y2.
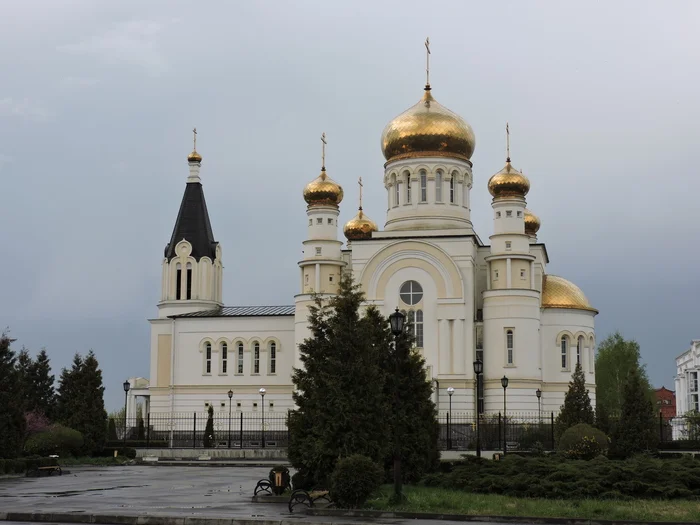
399;280;423;305
394;178;399;207
520;269;526;280
435;170;443;202
496;211;501;218
561;336;569;369
186;263;192;300
415;310;424;347
405;171;411;203
316;218;322;224
238;343;243;374
309;219;312;226
506;241;512;251
475;325;483;350
449;176;455;203
494;269;499;280
577;336;583;366
315;247;322;256
690;371;699;412
420;170;427;202
221;342;228;374
204;342;212;374
589;337;595;372
506;330;514;365
517;211;522;217
329;274;334;282
176;263;182;300
506;210;512;217
305;274;309;284
269;342;277;374
253;342;260;374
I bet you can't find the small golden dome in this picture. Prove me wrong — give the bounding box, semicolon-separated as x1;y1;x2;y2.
488;161;530;198
524;208;541;236
303;168;344;206
343;208;378;240
542;275;598;313
381;87;475;163
188;150;202;163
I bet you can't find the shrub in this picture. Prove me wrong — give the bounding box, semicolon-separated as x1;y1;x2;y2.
203;406;214;448
558;424;608;460
118;447;136;459
0;459;4;474
24;424;83;457
292;470;315;491
330;455;383;508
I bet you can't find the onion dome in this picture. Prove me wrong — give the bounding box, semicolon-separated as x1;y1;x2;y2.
381;87;475;163
303;168;344;207
188;150;202;163
542;275;598;313
487;160;530;199
344;208;378;240
524;208;541;236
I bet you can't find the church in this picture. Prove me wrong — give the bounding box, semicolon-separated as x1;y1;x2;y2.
127;66;598;422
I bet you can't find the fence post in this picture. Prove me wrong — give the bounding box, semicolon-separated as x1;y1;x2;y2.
193;412;197;449
659;411;664;443
498;412;502;452
550;412;555;449
146;413;150;449
240;411;244;449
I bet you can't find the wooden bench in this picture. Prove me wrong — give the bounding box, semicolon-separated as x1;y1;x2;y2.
288;488;332;513
36;465;62;476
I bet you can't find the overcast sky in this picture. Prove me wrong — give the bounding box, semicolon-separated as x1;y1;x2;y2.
1;1;698;410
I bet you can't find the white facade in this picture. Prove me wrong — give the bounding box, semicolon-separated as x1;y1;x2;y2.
675;340;700;415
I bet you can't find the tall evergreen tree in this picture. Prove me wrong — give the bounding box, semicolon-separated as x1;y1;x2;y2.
610;368;658;458
0;334;26;458
29;348;56;418
56;353;83;425
16;348;33;411
555;362;594;439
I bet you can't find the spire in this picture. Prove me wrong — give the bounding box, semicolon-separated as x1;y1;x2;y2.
321;132;327;171
506;122;511;163
424;37;431;90
358;177;363;210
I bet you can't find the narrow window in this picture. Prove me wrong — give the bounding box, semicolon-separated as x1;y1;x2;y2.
406;310;415;339
496;211;501;218
253;342;260;374
506;210;512;217
305;274;309;284
269;342;276;374
221;342;228;374
309;219;312;226
517;211;522;217
329;275;334;282
494;269;499;280
316;218;322;224
405;172;411;204
205;342;212;374
435;170;443;202
520;269;526;279
577;336;583;366
327;218;333;225
176;263;182;300
315;247;322;256
589;337;595;372
394;178;399;207
561;336;569;369
506;330;514;365
506;241;512;251
420;170;427;202
186;263;192;300
415;310;424;347
449;176;455;203
237;343;244;374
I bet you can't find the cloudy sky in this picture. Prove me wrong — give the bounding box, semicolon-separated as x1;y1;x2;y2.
1;1;698;410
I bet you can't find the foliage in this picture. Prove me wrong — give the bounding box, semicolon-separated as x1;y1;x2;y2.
104;440;168;449
30;349;56;418
610;368;658;459
330;455;383;508
554;363;594;440
137;404;146;440
203;405;215;447
16;348;33;411
291;470;316;491
55;351;108;454
108;418;118;441
0;333;26;458
23;424;84;456
25;410;51;435
557;424;608;460
421;454;700;500
118;447;137;459
595;332;653;419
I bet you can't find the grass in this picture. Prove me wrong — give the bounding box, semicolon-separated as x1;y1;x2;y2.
365;485;700;523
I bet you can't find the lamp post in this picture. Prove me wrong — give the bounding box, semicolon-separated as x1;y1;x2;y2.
473;359;483;458
227;389;233;448
122;380;130;445
535;388;542;424
447;387;454;450
389;307;406;502
259;388;266;448
501;376;509;456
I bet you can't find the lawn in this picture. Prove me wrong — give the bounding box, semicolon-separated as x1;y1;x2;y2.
365;485;700;523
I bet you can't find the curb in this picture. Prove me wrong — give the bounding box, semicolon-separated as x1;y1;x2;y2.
140;462;288;468
0;513;339;525
305;508;695;525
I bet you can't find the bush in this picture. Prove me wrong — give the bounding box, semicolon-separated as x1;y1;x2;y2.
118;447;136;459
330;455;383;508
558;424;608;460
24;424;83;457
292;470;315;491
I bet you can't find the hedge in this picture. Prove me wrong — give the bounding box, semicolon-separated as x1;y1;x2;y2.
105;440;168;448
0;457;57;475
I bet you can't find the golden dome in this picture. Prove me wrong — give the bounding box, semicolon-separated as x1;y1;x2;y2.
542;275;598;313
303;168;344;206
381;87;475;163
188;150;202;163
343;208;378;240
524;208;541;236
488;161;530;198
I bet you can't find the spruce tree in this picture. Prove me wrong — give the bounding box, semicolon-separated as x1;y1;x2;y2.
29;349;56;418
16;348;33;411
0;334;26;458
108;418;119;441
203;405;214;447
610;368;658;458
56;353;83;426
554;362;594;439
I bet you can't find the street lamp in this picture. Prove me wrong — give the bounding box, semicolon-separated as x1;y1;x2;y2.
535;388;542;424
259;388;266;448
447;387;454;450
388;307;406;502
122;380;130;445
227;389;233;449
501;376;509;456
473;359;483;458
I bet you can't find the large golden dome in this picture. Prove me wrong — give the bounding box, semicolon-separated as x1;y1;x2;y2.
488;161;530;199
524;208;541;236
343;208;378;240
381;87;475;163
188;150;202;163
542;275;597;313
303;168;344;206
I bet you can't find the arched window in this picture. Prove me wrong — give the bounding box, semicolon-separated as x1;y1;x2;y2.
237;342;244;374
577;336;584;367
435;170;443;202
204;342;212;374
415;309;424;348
176;263;182;300
220;342;228;374
449;173;455;203
253;342;260;374
404;171;411;204
506;330;514;365
589;336;595;373
186;262;193;300
393;174;399;207
420;170;427;202
269;342;277;374
561;336;569;370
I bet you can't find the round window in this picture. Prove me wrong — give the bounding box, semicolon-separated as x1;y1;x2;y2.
399;281;423;305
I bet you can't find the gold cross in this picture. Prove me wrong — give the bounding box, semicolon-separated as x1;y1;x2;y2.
425;37;431;87
506;122;510;162
321;132;327;169
358;177;363;209
192;127;197;151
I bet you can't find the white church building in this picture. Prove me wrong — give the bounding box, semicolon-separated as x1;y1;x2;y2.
127;76;598;422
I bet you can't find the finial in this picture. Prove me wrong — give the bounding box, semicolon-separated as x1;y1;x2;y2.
424;37;431;90
358;177;364;210
192;127;197;152
506;122;510;163
321;132;327;170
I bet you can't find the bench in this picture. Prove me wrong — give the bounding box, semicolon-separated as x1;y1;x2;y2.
33;465;62;476
288;488;332;513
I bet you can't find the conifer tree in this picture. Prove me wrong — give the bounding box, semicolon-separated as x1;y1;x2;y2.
203;405;214;447
0;334;26;458
108;417;119;441
29;349;56;418
554;362;594;439
610;368;658;458
16;348;33;411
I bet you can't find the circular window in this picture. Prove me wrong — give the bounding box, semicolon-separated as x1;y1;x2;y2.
399;281;423;305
